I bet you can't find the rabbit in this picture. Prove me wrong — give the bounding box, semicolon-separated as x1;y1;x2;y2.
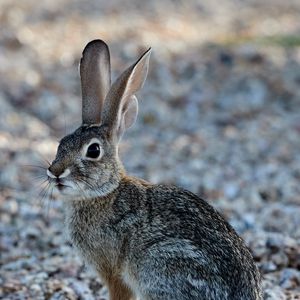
47;39;262;300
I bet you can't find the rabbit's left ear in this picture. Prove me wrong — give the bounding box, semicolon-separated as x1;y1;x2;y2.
102;48;151;141
80;40;111;125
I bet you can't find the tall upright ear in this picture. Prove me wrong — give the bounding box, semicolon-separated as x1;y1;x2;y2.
102;48;151;141
80;40;111;125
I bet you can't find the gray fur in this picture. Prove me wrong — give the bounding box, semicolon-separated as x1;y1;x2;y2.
48;40;262;300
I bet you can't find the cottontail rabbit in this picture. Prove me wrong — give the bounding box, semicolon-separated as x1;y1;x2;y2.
47;40;262;300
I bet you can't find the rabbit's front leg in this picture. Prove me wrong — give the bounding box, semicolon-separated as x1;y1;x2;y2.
106;276;135;300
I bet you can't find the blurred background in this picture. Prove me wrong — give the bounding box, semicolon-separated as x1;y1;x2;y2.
1;0;300;299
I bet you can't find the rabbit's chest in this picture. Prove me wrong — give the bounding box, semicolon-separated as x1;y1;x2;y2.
65;209;121;269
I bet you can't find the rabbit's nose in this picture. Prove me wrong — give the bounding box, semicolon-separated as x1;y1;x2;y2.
47;166;71;179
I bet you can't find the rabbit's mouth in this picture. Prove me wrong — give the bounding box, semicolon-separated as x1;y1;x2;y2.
54;179;73;192
56;183;67;191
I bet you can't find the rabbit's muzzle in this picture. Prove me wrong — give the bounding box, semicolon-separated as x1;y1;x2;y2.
47;160;70;178
47;167;70;179
47;163;72;191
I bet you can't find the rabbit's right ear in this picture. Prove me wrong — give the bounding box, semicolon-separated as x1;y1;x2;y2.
80;40;111;125
102;48;151;141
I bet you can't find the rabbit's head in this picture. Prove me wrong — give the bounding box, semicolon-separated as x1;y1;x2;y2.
47;40;151;199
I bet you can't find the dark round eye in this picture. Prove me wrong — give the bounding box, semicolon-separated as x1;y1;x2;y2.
86;143;101;159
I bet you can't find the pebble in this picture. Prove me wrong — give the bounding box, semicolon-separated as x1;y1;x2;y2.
279;269;300;289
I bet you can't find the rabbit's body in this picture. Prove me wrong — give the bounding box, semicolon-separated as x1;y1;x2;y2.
65;175;261;300
47;40;262;300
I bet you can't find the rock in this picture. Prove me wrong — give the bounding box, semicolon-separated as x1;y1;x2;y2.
223;183;239;199
279;269;300;289
69;280;94;300
261;261;277;273
264;287;286;300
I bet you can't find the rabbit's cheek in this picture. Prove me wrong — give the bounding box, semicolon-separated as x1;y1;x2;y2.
57;183;82;199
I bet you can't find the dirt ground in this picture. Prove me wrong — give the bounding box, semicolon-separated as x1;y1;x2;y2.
1;0;300;299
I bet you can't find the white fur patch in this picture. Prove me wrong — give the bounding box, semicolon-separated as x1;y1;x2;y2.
47;169;56;178
59;168;71;178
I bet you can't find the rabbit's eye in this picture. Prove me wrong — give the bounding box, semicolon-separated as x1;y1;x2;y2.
86;143;101;159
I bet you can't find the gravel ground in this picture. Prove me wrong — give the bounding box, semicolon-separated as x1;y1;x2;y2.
0;1;300;299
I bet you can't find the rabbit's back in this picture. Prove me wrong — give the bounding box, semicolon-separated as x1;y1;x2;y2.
121;180;261;299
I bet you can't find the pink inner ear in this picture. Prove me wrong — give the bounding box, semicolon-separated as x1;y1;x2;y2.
101;47;150;139
123;96;138;130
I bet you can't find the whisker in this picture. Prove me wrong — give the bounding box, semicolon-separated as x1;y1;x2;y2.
32;176;48;182
38;182;49;199
75;178;102;201
34;178;49;187
34;153;52;167
76;177;93;189
74;182;88;200
40;182;53;220
76;178;103;199
46;184;55;221
39;181;51;205
23;164;47;170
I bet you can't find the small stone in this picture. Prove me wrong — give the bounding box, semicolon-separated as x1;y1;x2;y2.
263;286;286;299
279;268;300;289
69;280;94;300
30;283;41;292
218;51;234;66
260;261;277;273
223;183;239;199
271;252;289;268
